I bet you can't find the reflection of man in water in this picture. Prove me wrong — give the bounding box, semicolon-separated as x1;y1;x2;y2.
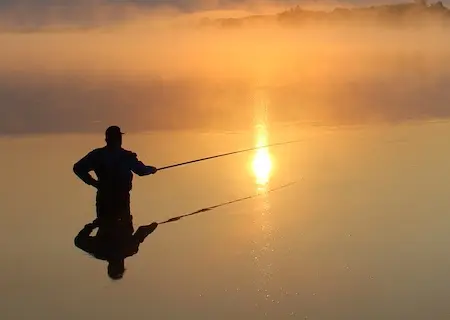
73;126;157;221
74;217;158;279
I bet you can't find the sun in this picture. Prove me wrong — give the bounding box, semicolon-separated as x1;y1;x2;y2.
252;121;272;187
252;141;272;187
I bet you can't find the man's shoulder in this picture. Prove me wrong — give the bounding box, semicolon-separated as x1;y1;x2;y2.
87;147;106;158
81;147;116;165
90;147;138;161
120;148;138;159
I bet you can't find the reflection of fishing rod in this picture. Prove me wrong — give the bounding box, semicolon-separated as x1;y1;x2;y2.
158;181;297;225
157;139;301;171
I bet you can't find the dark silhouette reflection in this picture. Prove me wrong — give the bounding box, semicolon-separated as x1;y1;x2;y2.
159;181;297;225
74;181;295;279
74;216;158;280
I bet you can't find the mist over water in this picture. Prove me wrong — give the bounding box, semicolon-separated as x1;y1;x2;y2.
2;1;450;134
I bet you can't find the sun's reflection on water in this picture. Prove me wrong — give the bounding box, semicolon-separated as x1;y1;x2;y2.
250;89;277;312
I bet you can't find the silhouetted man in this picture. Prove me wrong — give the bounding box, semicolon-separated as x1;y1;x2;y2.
74;216;158;280
73;125;157;221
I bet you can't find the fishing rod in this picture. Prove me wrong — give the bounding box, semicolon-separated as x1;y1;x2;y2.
157;139;302;171
158;181;297;225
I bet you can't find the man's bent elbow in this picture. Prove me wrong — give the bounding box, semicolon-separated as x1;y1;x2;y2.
74;235;82;248
73;164;82;177
73;162;86;176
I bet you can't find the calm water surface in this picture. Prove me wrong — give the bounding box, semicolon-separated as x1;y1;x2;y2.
1;120;450;319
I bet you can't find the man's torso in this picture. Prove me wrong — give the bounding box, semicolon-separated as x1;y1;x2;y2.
90;147;136;194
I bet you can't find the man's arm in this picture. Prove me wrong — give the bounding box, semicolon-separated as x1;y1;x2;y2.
129;153;158;176
73;151;99;188
133;223;158;244
73;222;98;255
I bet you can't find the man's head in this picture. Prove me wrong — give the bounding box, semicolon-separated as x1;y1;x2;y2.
105;125;124;148
108;259;125;280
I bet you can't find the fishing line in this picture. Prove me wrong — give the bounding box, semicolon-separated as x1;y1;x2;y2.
157;139;302;171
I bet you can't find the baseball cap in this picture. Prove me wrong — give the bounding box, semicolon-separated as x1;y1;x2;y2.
105;125;125;137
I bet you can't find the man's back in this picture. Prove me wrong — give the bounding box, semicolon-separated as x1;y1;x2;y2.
74;146;154;194
89;146;135;193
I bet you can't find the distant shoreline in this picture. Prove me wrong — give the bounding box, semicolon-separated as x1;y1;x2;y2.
1;1;450;33
200;1;450;28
